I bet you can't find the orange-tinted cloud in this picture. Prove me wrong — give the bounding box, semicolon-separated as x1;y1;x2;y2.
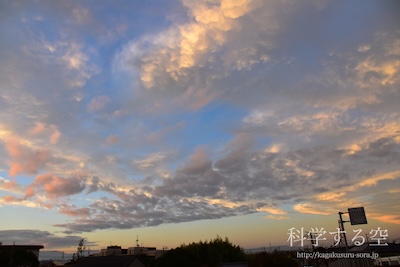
0;196;38;208
59;206;91;217
30;122;61;144
371;214;400;225
25;186;35;198
358;170;400;187
43;203;54;209
26;173;86;199
5;139;50;176
317;192;346;202
4;195;15;202
294;203;334;216
2;180;17;190
30;122;47;135
49;125;61;145
257;206;287;215
368;213;400;224
117;0;255;111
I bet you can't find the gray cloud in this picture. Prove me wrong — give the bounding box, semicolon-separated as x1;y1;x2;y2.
0;230;93;249
50;133;400;233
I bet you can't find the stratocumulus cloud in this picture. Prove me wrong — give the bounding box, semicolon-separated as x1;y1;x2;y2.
41;136;400;232
0;0;399;244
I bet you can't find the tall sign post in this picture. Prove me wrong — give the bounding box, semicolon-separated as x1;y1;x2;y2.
338;207;368;252
338;212;350;252
338;207;367;267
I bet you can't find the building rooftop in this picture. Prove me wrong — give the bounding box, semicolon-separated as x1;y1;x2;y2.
0;244;44;249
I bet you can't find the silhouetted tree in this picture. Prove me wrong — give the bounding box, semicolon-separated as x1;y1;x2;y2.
77;238;86;259
154;236;246;267
66;238;86;265
154;247;200;267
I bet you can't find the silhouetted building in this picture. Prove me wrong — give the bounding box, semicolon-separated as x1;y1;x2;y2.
100;245;126;256
128;246;157;257
94;244;164;258
0;244;44;259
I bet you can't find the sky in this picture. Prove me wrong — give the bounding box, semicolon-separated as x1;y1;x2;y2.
0;0;400;254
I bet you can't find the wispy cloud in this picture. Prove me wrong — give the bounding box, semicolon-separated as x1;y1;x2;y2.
293;203;334;216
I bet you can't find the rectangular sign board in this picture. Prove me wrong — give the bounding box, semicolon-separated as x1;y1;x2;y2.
348;207;367;225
